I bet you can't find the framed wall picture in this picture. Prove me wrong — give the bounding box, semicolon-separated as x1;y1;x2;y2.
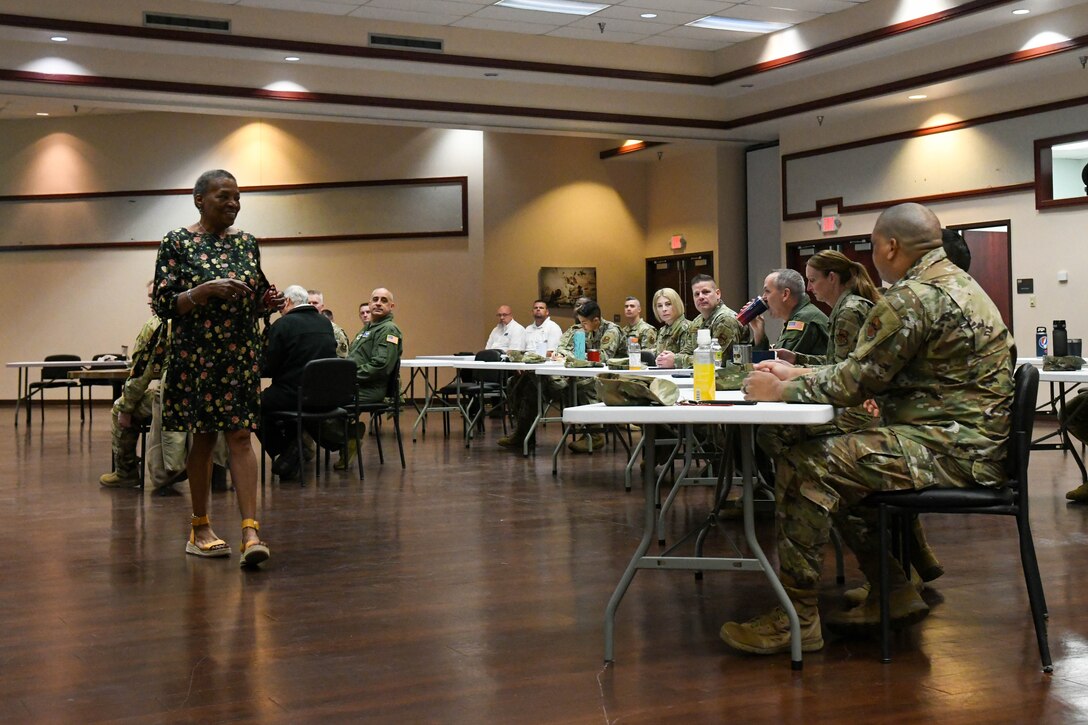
538;267;597;308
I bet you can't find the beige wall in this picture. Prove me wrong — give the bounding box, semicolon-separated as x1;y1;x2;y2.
482;132;651;331
2;112;751;399
0;113;486;399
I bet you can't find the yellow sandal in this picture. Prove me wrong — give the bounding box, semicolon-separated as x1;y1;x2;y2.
239;518;270;568
185;514;231;558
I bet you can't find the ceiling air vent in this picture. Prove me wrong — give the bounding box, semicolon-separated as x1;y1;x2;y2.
369;33;443;53
143;12;231;33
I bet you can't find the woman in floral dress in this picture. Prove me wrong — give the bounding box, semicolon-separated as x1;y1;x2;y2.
152;169;283;567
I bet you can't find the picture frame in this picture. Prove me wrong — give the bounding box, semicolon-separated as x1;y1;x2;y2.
538;267;597;308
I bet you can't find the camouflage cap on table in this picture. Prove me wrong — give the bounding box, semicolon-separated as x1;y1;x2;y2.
715;364;748;391
596;373;679;407
605;357;629;370
1043;355;1086;371
565;358;604;368
520;352;547;364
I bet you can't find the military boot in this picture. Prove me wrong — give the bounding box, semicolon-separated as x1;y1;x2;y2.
568;433;605;453
909;516;944;583
842;567;924;607
1066;483;1088;503
100;470;140;488
719;587;823;655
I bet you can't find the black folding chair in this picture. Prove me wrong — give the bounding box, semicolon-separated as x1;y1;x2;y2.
28;354;85;424
83;353;128;423
262;358;361;485
348;361;406;471
863;364;1051;671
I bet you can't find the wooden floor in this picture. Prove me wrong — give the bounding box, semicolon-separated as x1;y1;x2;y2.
3;403;1088;724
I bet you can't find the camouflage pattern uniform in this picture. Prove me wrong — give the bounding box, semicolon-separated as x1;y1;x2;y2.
108;316;162;479
759;292;875;458
557;320;623;405
773;248;1014;589
772;295;830;357
653;317;692;356
331;321;349;358
619;318;657;350
673;302;747;368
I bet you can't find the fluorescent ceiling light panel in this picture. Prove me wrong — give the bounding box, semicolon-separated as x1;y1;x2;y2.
687;15;792;33
494;0;609;16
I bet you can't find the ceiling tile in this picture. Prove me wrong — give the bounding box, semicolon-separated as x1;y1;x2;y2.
451;16;555;34
547;26;650;43
346;6;464;25
718;4;823;24
236;0;359;14
636;34;731;51
744;0;857;13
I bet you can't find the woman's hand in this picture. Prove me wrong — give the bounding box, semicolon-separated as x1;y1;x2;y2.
262;284;286;312
195;278;252;304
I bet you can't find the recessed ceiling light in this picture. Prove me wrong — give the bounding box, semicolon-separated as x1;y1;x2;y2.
36;112;50;116
284;56;301;62
640;13;657;19
687;15;791;33
908;94;928;100
50;35;68;42
1012;8;1030;15
493;0;608;16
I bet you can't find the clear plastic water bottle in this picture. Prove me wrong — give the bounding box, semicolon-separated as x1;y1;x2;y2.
710;338;722;366
693;329;715;402
628;336;642;370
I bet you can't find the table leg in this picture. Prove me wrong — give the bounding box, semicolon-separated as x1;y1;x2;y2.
604;424;657;662
551;379;579;475
1057;382;1088;483
524;374;544;457
411;367;439;442
739;426;802;670
14;367;25;426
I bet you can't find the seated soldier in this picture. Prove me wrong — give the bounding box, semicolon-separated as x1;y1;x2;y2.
721;202;1014;655
746;268;830;357
657;274;747;369
324;287;403;469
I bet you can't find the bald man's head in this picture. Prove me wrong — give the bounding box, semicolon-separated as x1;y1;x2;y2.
369;287;395;322
873;203;942;256
871;203;943;284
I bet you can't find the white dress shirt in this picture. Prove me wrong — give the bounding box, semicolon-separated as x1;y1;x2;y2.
523;317;563;354
485;319;526;351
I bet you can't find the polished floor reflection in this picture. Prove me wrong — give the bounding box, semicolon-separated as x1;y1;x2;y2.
2;405;1087;723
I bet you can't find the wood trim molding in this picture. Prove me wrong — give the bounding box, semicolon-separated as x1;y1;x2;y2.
0;176;469;251
782;184;1033;222
0;3;1015;89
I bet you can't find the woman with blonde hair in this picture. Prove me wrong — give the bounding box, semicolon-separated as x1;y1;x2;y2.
651;287;692;357
786;249;880;367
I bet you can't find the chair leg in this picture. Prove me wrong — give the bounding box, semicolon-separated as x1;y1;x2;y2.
298;419;308;486
395;414;405;469
353;417;364;481
374;414;386;464
829;526;846;585
879;505;892;664
1017;517;1053;671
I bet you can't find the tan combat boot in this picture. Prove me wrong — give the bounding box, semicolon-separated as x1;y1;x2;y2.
827;580;929;632
719;587;824;655
909;517;944;583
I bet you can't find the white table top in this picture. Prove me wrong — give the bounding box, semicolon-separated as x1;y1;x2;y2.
7;359;129;368
563;393;834;426
1039;369;1088;383
401;358;461;369
534;365;684;378
414;355;476;361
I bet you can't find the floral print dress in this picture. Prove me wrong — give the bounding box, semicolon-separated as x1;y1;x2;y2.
152;228;270;432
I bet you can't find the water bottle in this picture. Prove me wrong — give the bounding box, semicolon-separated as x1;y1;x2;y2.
710;338;722;366
1053;320;1068;357
573;329;586;360
1035;326;1047;357
693;328;715;402
627;336;642;370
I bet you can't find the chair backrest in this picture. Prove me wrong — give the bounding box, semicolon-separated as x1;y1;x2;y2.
384;360;402;409
42;354;82;381
641;350;657;366
297;358;357;411
474;349;504;385
1006;363;1040;486
92;353;128;369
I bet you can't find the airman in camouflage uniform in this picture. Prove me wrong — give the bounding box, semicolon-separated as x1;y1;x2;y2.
721;203;1014;655
654;317;692;356
659;274;747;369
619;296;658;351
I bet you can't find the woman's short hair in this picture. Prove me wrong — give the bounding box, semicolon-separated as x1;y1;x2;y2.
193;169;237;197
651;287;685;323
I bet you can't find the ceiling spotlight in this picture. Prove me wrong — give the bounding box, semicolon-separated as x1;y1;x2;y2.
908;94;928;100
36;112;50;116
50;35;68;42
640;13;657;19
1012;8;1030;15
284;56;301;62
